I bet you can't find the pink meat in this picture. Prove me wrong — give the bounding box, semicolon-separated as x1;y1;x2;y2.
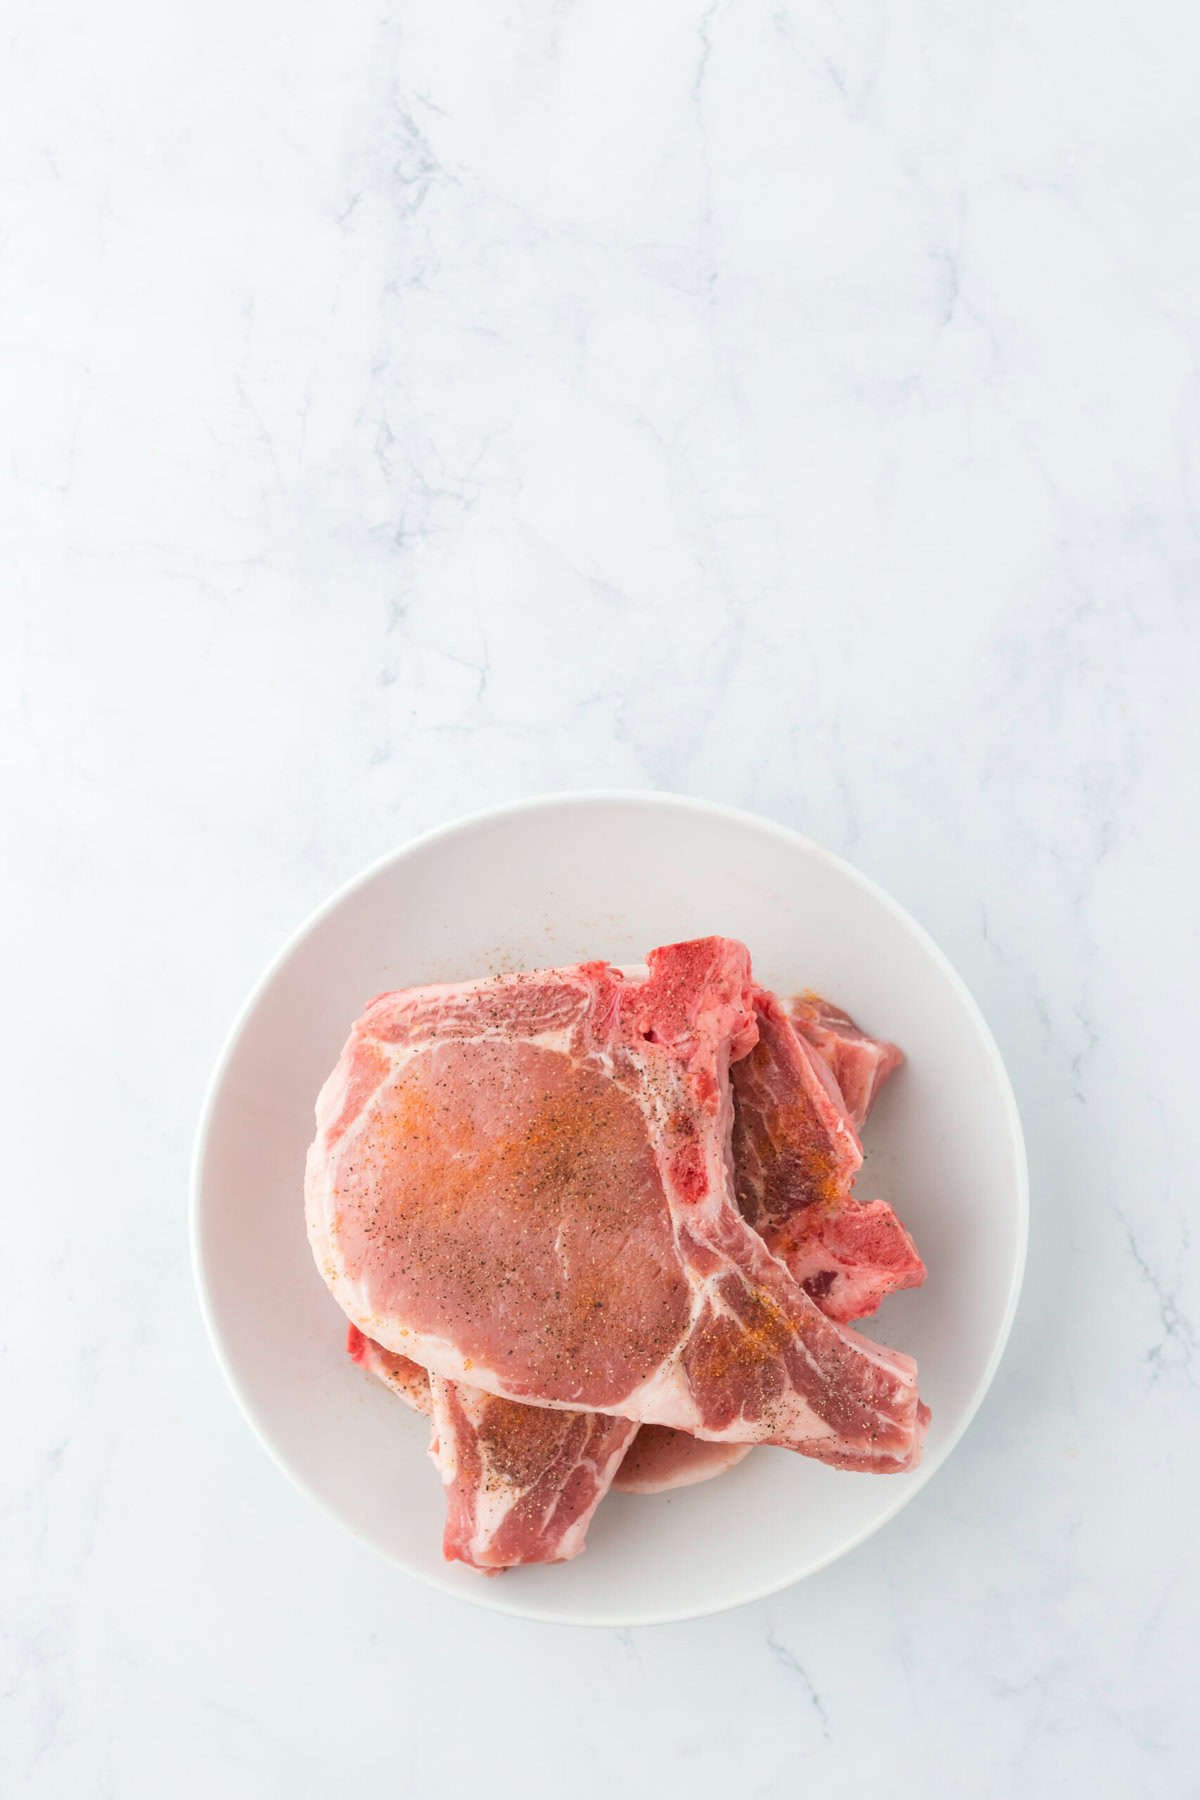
616;989;923;1494
348;1323;638;1565
348;1330;640;1565
346;1322;430;1414
733;989;923;1323
307;939;924;1471
614;1426;751;1494
791;992;904;1133
779;1199;926;1324
348;1330;748;1510
345;976;928;1527
428;1376;637;1570
733;988;863;1248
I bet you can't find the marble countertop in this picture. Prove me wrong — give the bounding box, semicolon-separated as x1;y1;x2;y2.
3;0;1198;1793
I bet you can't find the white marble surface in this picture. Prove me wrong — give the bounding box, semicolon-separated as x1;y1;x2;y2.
3;0;1198;1792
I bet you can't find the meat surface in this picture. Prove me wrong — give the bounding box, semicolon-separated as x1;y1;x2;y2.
307;938;924;1472
348;1327;641;1564
617;989;924;1493
791;992;904;1133
349;1326;753;1507
346;1322;430;1414
732;989;923;1321
614;1426;751;1494
733;988;863;1250
346;982;926;1522
428;1375;637;1569
778;1198;925;1325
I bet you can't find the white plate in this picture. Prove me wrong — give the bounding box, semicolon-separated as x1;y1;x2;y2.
192;793;1027;1625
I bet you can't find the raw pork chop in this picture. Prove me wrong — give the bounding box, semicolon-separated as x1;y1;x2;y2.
614;1425;750;1494
428;1375;637;1570
348;1324;636;1568
616;989;923;1494
791;993;903;1133
733;989;922;1320
307;938;924;1471
350;985;925;1519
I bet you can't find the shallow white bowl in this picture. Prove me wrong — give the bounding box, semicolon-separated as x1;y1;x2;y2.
192;793;1027;1625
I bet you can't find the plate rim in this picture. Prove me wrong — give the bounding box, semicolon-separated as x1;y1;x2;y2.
190;789;1029;1626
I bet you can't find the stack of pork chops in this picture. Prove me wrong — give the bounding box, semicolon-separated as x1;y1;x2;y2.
306;937;927;1574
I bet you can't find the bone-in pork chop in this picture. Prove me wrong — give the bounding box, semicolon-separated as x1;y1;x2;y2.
348;1323;634;1568
616;989;923;1493
349;983;925;1525
307;938;924;1471
428;1376;637;1571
